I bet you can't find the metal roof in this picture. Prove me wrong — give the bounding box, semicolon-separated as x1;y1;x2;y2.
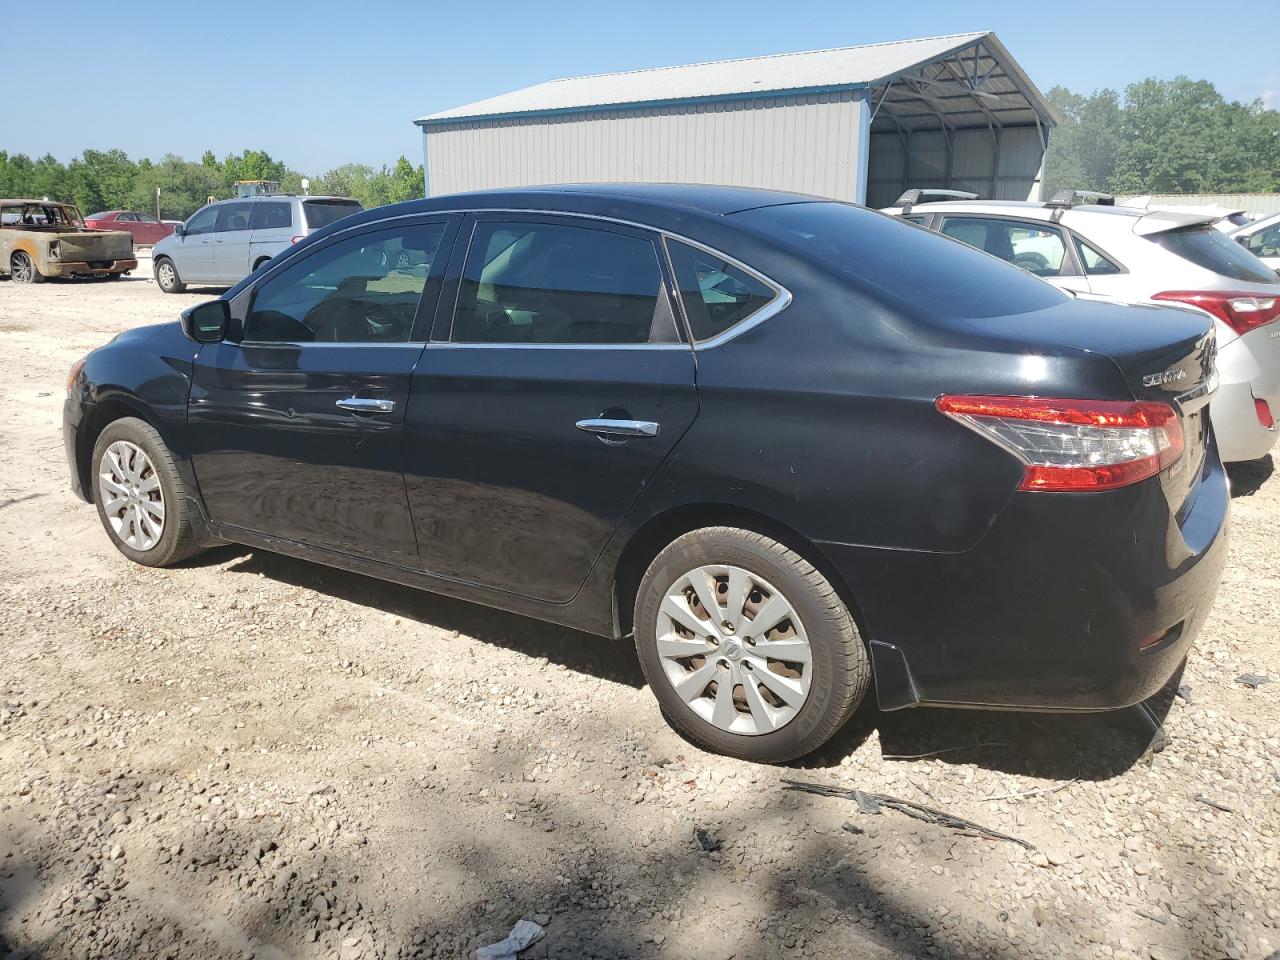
417;31;1056;133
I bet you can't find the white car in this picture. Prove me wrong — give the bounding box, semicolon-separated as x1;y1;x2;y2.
1230;212;1280;273
887;191;1280;463
1118;196;1253;234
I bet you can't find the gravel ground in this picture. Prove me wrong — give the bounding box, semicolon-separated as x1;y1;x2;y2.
0;265;1277;960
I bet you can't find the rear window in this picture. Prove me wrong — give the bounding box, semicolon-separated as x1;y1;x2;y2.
1150;226;1277;284
732;202;1066;320
303;200;362;230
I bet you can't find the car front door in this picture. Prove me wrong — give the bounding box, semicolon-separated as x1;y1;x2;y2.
188;216;457;562
214;201;254;284
402;214;700;603
938;216;1090;294
175;205;218;282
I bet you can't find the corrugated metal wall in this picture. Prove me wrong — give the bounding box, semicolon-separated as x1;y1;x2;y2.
424;91;869;201
865;126;1045;208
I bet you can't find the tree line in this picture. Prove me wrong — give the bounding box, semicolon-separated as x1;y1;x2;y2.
0;149;424;220
1044;77;1280;197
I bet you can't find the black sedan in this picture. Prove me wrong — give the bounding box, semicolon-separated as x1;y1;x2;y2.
63;184;1228;763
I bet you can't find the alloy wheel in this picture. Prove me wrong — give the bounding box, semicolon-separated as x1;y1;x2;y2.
157;262;175;288
99;440;165;551
655;564;812;735
11;254;33;283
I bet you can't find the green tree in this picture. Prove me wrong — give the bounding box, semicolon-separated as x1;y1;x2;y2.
66;148;137;214
126;155;222;220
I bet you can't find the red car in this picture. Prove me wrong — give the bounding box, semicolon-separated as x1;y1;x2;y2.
82;210;178;246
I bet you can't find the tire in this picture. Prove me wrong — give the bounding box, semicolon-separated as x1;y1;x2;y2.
253;257;271;272
10;252;43;284
634;526;870;763
154;257;185;293
91;417;201;567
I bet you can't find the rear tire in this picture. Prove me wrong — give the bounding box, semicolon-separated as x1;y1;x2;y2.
634;526;870;763
154;257;185;293
91;417;201;567
253;256;271;272
10;252;43;284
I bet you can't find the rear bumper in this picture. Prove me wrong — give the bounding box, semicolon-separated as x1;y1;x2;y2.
48;258;137;277
820;446;1230;712
1211;334;1280;462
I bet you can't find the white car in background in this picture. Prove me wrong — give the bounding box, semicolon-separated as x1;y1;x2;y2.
887;191;1280;463
1118;196;1253;234
1230;212;1280;272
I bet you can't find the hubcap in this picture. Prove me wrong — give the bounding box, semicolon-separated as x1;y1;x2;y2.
13;255;31;282
656;564;812;736
158;263;174;286
99;441;165;551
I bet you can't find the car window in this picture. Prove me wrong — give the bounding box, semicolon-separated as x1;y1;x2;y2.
901;215;929;225
940;217;1069;277
1243;225;1280;256
303;199;362;230
731;202;1065;321
1149;226;1277;283
184;206;217;236
116;212;137;222
243;222;445;344
452;220;665;344
215;202;253;234
135;213;158;224
667;240;776;341
249;201;293;231
1074;238;1123;275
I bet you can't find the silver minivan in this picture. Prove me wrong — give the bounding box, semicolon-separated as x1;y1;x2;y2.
152;195;361;292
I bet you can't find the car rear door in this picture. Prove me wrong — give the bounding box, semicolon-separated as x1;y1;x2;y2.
188;215;458;562
937;215;1091;294
133;212;165;245
248;199;296;268
402;213;699;603
213;201;255;284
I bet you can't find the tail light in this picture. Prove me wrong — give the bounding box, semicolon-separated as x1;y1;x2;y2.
937;395;1184;492
1152;290;1280;336
1256;397;1275;429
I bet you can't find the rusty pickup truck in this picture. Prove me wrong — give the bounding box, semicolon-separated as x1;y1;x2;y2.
1;199;137;283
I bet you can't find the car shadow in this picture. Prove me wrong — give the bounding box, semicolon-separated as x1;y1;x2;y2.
185;543;1176;780
1226;454;1274;497
192;545;647;690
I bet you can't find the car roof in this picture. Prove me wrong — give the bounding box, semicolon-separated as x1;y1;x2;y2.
337;183;827;234
0;198;73;206
205;195;355;204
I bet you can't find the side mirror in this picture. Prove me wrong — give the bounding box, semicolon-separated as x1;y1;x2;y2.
181;300;228;343
173;223;185;238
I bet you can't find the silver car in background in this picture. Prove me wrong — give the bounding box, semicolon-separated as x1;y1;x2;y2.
152;195;361;292
1230;212;1280;273
887;191;1280;463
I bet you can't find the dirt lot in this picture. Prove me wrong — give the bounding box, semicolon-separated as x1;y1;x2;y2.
0;263;1277;960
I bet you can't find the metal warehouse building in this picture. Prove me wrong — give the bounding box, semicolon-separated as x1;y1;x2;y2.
414;31;1057;208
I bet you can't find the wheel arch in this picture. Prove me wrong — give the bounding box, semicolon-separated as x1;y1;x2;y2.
611;503;870;645
75;394;160;504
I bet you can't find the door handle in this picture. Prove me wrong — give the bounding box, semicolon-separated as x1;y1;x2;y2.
337;397;395;414
575;418;659;438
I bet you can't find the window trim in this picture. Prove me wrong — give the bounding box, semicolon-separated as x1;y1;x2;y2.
230;207;791;352
661;234;790;348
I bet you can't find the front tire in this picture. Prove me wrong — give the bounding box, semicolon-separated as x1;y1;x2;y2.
154;257;185;293
634;527;870;763
91;418;200;567
10;252;43;284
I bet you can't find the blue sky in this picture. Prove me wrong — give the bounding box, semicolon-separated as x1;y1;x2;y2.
4;0;1274;173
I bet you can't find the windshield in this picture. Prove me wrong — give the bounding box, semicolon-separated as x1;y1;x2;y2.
1150;226;1278;284
303;199;362;230
731;202;1067;320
